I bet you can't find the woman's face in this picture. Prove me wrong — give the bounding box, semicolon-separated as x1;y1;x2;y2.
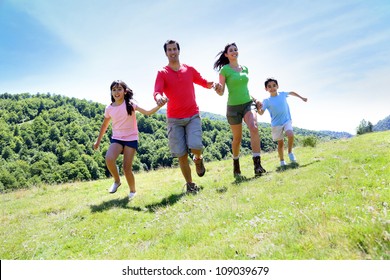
225;45;238;60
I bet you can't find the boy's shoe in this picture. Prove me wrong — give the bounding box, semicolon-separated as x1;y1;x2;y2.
253;156;266;176
109;182;121;193
193;157;206;177
233;158;241;177
128;192;137;200
288;153;296;162
186;182;199;194
280;160;287;167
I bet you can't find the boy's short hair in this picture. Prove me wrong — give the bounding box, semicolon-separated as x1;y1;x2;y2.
265;78;278;87
164;40;180;52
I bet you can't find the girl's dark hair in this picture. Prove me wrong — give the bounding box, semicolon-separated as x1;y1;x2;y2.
110;80;134;115
213;43;237;71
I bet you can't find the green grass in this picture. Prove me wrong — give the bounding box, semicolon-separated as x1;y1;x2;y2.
1;131;389;260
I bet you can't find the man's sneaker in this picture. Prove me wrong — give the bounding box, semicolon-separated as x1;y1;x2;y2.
253;156;266;176
109;182;121;193
128;192;137;200
186;182;199;194
280;160;287;167
193;157;206;177
288;153;296;162
233;158;241;177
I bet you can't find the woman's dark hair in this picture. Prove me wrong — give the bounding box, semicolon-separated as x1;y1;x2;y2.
213;42;237;71
110;80;134;115
164;40;180;52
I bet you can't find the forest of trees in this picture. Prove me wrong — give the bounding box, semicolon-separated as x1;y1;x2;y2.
0;93;347;191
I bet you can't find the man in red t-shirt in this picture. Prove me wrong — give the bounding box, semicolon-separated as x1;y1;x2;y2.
154;39;217;194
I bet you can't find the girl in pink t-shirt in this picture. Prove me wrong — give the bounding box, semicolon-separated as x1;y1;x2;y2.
94;80;165;200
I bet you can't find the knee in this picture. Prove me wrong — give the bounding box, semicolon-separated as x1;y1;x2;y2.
123;162;133;172
105;154;116;163
286;130;294;137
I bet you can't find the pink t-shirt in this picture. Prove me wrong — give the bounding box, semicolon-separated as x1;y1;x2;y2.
104;102;138;141
154;64;209;118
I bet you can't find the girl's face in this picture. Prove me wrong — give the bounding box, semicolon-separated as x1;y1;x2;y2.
225;45;238;61
111;84;125;101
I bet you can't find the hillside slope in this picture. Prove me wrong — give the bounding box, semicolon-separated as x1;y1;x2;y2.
0;131;389;260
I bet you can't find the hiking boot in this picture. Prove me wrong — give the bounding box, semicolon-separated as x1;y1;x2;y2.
186;182;199;194
233;158;241;177
109;182;121;193
193;156;206;177
253;156;266;176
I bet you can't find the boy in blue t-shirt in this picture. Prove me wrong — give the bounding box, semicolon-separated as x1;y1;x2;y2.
257;78;308;167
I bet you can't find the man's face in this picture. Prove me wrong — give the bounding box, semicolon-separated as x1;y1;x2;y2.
165;43;180;62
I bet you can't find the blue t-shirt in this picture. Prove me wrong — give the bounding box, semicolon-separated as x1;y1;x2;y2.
262;91;291;127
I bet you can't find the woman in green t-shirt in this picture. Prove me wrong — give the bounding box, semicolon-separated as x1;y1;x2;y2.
213;43;266;177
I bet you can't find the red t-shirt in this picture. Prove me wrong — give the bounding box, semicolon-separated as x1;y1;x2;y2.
154;64;209;118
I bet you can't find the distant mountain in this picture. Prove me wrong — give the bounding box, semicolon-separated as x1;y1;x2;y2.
373;115;390;132
318;130;353;139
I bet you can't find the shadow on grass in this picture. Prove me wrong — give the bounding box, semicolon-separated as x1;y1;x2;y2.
90;197;131;213
276;160;320;172
138;192;188;213
232;173;268;185
90;190;195;213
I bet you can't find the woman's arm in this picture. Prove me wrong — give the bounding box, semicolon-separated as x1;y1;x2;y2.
215;74;226;96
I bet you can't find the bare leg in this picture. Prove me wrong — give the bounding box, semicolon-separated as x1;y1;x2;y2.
243;110;260;153
277;140;284;161
105;143;123;183
178;153;192;183
286;130;294;154
122;146;136;193
230;123;243;157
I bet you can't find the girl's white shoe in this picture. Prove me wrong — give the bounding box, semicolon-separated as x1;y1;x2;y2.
109;182;121;193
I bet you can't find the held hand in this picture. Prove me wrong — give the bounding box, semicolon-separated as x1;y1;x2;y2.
255;100;263;111
156;95;168;107
213;83;223;95
206;81;214;89
302;97;308;102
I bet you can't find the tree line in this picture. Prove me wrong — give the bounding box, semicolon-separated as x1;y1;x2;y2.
0;93;342;191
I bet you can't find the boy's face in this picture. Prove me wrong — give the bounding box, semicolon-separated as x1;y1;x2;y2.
266;81;278;94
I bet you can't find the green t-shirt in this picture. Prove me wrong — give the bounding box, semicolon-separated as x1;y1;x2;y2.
220;65;251;106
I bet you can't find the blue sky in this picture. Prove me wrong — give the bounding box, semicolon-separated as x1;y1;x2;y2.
1;0;389;134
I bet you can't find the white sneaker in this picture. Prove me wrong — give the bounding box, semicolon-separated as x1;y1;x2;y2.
288;153;296;162
280;160;287;167
109;182;121;193
128;192;137;200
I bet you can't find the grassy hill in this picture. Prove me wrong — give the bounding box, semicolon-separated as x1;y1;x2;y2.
1;131;389;260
